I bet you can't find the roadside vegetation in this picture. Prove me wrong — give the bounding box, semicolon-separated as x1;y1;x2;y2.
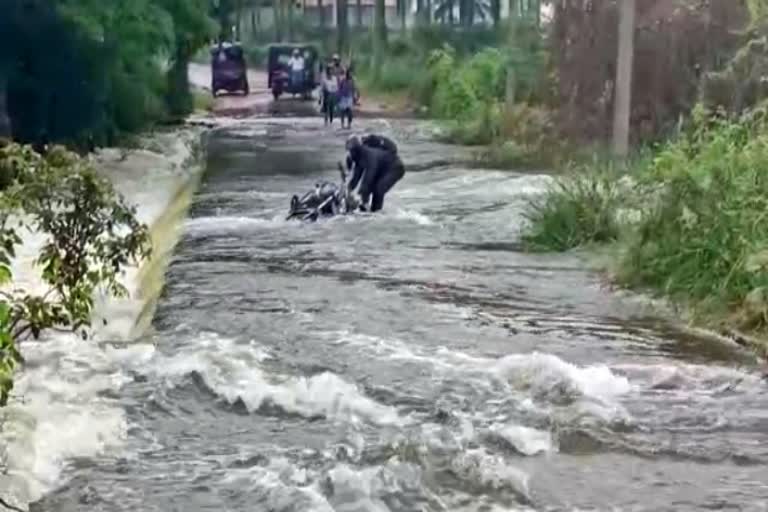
0;142;151;405
0;2;221;409
519;1;768;344
1;0;216;149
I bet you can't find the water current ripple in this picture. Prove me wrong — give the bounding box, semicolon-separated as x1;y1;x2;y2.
29;118;768;512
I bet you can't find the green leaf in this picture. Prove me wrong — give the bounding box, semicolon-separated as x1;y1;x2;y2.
0;264;11;285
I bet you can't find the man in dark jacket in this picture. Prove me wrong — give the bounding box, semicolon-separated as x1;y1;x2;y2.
361;133;398;154
345;135;405;212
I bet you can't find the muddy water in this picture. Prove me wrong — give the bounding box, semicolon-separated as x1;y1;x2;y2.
33;118;768;511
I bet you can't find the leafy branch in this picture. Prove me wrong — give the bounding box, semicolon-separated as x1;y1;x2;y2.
0;142;151;406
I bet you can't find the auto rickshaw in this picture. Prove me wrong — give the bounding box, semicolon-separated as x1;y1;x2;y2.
211;42;249;97
267;44;319;100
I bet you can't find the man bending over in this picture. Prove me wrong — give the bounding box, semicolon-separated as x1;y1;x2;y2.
344;135;405;212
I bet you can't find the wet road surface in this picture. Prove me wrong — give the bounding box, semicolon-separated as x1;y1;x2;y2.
33;117;768;512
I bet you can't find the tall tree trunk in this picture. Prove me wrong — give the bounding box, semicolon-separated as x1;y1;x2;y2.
357;0;363;27
287;0;294;40
0;76;10;140
274;0;284;41
219;0;234;40
505;12;517;111
491;0;500;26
319;0;325;28
251;9;257;32
235;0;243;40
612;0;636;157
400;0;407;30
416;0;424;25
372;0;387;81
509;0;518;19
337;0;349;55
166;41;193;118
463;0;474;26
425;0;431;24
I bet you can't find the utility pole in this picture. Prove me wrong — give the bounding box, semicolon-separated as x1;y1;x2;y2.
612;0;636;157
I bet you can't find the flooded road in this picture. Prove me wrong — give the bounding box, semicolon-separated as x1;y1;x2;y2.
34;117;768;511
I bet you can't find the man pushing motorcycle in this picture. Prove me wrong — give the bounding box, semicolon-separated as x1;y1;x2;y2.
344;134;405;212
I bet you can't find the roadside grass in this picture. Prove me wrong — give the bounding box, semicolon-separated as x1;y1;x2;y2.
521;106;768;339
520;157;632;252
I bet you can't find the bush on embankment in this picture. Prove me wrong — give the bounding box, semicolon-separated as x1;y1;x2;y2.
0;142;151;406
521;105;768;333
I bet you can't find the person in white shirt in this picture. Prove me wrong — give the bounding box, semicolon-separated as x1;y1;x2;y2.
319;66;339;125
287;48;305;89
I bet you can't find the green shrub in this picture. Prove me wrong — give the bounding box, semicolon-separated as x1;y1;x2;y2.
616;111;768;327
427;46;507;120
0;143;151;405
521;169;625;252
480;139;542;168
246;44;268;68
463;48;506;102
365;56;425;93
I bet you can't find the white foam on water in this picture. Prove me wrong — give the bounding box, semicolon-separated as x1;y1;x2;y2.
329;331;633;412
451;447;530;498
1;337;135;501
390;208;435;226
221;458;334;512
614;362;763;394
325;464;397;512
492;352;633;402
487;424;555;456
147;333;403;427
184;214;290;233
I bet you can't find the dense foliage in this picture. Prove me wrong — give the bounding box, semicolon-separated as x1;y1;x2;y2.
0;0;215;148
519;105;768;334
0;142;150;406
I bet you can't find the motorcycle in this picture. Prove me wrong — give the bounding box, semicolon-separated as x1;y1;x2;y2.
286;162;360;221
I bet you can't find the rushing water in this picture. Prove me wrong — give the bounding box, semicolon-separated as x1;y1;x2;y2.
31;117;768;511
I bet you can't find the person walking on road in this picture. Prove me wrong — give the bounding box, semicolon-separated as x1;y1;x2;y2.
338;68;359;129
320;66;339;126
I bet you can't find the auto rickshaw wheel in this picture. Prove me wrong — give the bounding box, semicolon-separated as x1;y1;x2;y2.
243;83;250;96
272;90;281;101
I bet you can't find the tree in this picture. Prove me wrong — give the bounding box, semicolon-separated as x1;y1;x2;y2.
397;0;408;30
4;0;213;148
337;0;349;54
0;9;12;140
491;0;500;26
357;0;364;27
434;0;456;23
160;0;217;118
372;0;387;80
0;80;9;140
0;142;151;406
274;0;285;40
612;0;636;157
